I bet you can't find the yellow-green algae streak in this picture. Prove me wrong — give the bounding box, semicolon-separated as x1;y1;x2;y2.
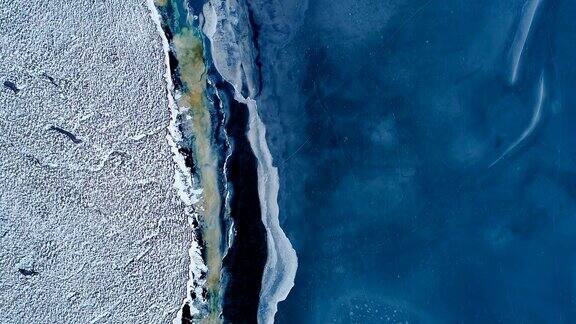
174;28;223;323
155;0;223;321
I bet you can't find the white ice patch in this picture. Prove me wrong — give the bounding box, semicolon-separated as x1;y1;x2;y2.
235;94;298;324
129;124;165;141
202;0;260;98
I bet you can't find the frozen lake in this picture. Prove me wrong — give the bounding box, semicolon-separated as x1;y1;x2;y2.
250;0;576;322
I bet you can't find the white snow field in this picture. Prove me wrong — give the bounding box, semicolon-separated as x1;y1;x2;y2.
0;0;191;322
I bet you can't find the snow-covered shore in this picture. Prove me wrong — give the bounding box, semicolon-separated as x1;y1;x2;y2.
0;0;190;322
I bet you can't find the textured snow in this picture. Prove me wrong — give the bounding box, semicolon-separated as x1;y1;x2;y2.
0;0;191;323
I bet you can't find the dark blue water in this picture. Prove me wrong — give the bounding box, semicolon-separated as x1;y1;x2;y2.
248;0;576;322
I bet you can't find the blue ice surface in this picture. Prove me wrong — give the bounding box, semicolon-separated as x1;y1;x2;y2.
250;0;576;322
